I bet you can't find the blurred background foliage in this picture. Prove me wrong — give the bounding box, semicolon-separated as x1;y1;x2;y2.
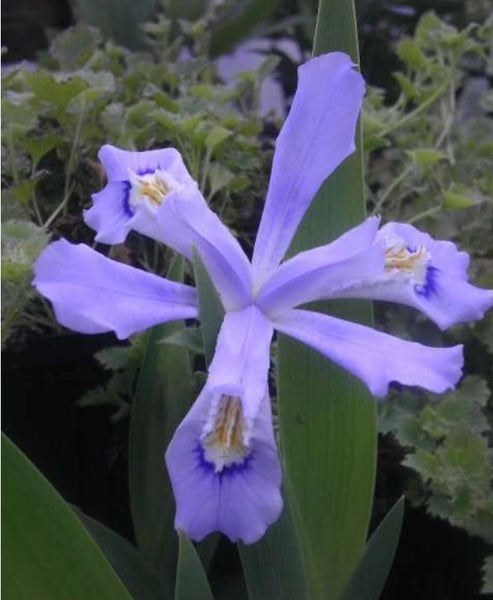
2;0;492;597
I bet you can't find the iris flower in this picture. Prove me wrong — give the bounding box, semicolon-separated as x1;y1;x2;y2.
34;53;493;544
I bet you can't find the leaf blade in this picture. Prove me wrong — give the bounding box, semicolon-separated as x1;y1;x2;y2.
128;255;194;596
277;2;377;598
340;497;405;600
175;534;214;600
2;434;133;600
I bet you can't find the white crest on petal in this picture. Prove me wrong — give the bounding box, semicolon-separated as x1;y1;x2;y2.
127;168;185;214
379;231;431;289
200;393;251;473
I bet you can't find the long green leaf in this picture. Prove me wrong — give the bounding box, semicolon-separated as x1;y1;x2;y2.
238;493;309;600
73;0;156;49
209;0;282;57
129;255;194;596
340;497;404;600
2;434;133;600
192;248;224;367
74;508;168;600
175;534;214;600
277;2;377;598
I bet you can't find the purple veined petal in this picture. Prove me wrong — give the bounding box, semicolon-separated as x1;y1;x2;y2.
84;144;197;245
165;388;283;544
252;52;365;284
332;222;493;330
33;239;198;339
207;304;274;426
273;309;463;397
256;217;385;315
157;189;253;310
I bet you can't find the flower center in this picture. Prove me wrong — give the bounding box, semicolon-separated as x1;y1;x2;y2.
127;169;183;213
201;394;249;473
384;244;431;288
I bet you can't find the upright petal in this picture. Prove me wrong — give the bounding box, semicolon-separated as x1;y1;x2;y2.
84;144;197;245
274;309;463;397
332;222;493;329
166;389;283;544
206;304;274;426
33;240;198;339
157;190;253;311
252;52;365;283
256;217;384;315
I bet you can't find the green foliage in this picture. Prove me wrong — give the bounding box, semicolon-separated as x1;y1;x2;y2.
380;377;493;540
2;434;134;600
363;12;493;546
340;497;404;600
1;220;51;347
1;20;276;349
78;338;145;421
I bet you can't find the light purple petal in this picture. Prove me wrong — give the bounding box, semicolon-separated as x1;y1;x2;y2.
207;304;273;424
97;144;195;184
334;222;493;329
33;240;198;339
158;190;253;311
84;181;132;244
273;309;463;397
166;390;283;544
256;217;384;315
84;144;196;245
252;52;365;283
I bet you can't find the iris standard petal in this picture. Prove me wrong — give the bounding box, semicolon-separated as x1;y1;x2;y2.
165;389;283;544
207;304;274;426
33;239;198;339
84;144;197;244
332;222;493;329
256;217;385;315
273;309;463;397
157;189;254;310
97;144;195;185
252;52;365;283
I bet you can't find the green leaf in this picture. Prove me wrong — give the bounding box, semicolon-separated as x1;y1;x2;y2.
75;0;156;49
210;0;282;57
443;189;477;209
340;497;404;600
23;71;87;112
205;126;232;153
407;148;447;169
397;39;429;71
238;493;309;600
129;255;195;597
74;508;168;600
22;134;62;169
192;248;225;367
175;534;214;600
158;326;204;354
2;434;133;600
277;2;376;599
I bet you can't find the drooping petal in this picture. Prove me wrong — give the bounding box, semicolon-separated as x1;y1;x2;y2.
332;222;493;329
157;189;253;311
84;144;197;244
206;304;274;425
256;217;384;315
33;239;198;339
252;52;365;283
273;309;463;397
165;389;283;544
